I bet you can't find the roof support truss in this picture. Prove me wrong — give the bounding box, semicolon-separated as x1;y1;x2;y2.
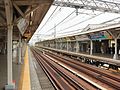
14;4;40;23
13;2;24;17
53;0;120;14
13;0;53;5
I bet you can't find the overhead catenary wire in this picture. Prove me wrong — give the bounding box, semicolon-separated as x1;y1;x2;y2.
42;28;82;39
45;10;76;33
96;0;120;5
101;16;120;24
60;10;96;26
59;13;103;32
60;14;77;26
38;6;59;33
57;28;83;34
50;7;63;21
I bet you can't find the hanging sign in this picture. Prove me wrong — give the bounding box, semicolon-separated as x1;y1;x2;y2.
17;18;29;35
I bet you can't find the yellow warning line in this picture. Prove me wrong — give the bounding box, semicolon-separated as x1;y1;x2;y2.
18;46;31;90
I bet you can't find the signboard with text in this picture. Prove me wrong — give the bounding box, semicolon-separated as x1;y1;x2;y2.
17;18;29;35
89;31;113;40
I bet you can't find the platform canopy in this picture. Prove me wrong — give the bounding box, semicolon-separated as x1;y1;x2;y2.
29;0;120;44
0;0;54;42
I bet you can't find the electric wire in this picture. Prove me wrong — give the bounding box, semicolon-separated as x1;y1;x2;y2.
57;28;83;34
60;10;96;26
59;13;103;32
101;16;120;24
38;6;59;33
45;10;76;33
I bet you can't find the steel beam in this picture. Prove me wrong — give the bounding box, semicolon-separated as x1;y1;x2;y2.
13;2;24;17
53;0;120;14
4;0;15;89
13;0;53;5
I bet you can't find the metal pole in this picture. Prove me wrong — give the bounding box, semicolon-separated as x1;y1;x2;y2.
76;40;79;53
67;40;68;51
4;0;15;89
113;38;118;59
18;34;21;64
90;40;93;55
7;25;13;85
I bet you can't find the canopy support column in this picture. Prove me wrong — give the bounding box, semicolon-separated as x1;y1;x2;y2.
4;0;15;89
76;40;79;53
113;38;118;60
67;41;68;51
90;40;93;55
18;34;22;64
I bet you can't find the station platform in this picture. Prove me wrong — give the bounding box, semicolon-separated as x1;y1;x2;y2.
0;46;54;90
0;54;21;90
19;46;54;90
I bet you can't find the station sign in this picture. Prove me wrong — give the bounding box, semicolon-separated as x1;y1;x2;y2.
89;31;113;40
17;18;29;35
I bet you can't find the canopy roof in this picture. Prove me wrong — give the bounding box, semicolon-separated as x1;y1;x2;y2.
0;0;53;42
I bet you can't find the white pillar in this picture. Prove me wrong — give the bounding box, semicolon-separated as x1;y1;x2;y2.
76;40;79;53
7;25;13;85
67;41;68;51
61;42;62;50
4;0;15;89
5;25;15;89
56;41;57;49
113;38;118;59
18;34;21;64
90;40;93;55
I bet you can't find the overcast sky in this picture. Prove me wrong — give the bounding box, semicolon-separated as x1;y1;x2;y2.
29;1;120;45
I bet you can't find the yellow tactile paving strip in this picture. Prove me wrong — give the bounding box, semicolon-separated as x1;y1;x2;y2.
18;46;31;90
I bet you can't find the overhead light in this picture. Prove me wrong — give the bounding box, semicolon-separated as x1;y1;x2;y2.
30;21;32;25
31;12;33;17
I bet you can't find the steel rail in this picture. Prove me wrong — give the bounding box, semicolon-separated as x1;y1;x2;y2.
31;48;99;90
31;49;74;90
44;50;120;89
46;51;120;81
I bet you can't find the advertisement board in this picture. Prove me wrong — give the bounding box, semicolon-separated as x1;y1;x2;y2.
89;31;113;40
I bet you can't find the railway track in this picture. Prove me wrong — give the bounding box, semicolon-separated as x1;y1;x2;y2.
45;51;120;89
31;47;120;90
31;48;100;90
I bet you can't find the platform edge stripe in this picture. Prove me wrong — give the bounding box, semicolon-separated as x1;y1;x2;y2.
18;46;31;90
18;58;25;90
